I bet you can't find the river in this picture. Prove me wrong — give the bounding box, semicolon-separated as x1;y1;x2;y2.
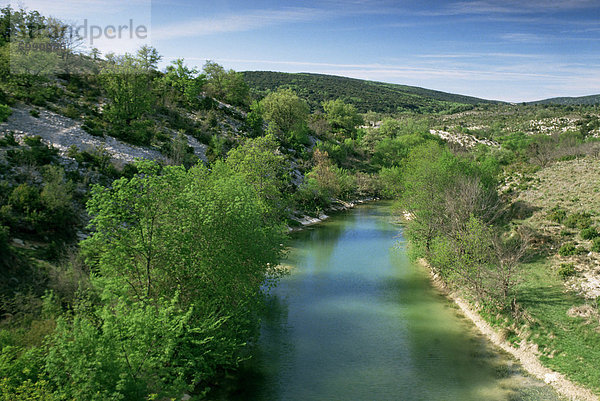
226;202;562;400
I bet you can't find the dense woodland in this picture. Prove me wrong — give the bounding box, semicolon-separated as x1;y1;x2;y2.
1;6;600;400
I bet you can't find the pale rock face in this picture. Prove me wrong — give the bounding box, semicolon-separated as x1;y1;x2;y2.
0;105;208;164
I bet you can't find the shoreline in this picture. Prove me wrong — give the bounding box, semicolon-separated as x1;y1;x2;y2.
419;259;599;401
287;197;379;232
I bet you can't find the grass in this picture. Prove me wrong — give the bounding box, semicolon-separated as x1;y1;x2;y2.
515;258;600;393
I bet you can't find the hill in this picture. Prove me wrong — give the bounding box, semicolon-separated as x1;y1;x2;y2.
529;94;600;106
243;71;501;114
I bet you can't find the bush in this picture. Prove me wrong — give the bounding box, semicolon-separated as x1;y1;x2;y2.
0;104;11;122
548;206;567;224
558;263;576;279
581;227;599;240
564;212;592;230
0;224;9;257
29;109;40;118
558;242;577;256
81;117;104;137
592;238;600;253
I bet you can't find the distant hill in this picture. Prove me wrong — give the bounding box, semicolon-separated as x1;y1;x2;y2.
529;94;600;106
242;71;500;114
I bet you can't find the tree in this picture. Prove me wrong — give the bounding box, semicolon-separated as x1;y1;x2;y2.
225;134;289;217
100;52;155;124
259;88;309;141
400;142;461;252
161;58;205;108
202;60;249;106
82;159;284;310
136;45;161;71
322;99;363;138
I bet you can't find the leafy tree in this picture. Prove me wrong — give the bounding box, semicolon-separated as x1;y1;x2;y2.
77;159;286;396
225;134;289;216
203;60;249;106
400;142;467;253
100;53;155;124
136;45;161;71
259;88;309;143
161;58;205;108
82;159;284;312
322;99;363;138
245;100;264;137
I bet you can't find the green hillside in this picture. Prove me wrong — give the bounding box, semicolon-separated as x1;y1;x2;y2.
529;94;600;105
243;71;500;114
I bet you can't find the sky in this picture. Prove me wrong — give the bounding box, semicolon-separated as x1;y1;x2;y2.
5;0;600;102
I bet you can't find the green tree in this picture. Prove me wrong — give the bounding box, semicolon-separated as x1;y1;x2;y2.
100;53;154;124
322;99;363;138
400;142;464;253
162;58;206;108
259;88;309;142
225;134;289;217
136;45;161;71
202;60;249;106
82;159;284;311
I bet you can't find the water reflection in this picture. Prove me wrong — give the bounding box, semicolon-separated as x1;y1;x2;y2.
223;203;563;401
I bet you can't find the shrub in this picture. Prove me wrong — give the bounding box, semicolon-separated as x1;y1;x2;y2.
564;212;592;230
0;224;9;257
581;227;599;240
548;206;567;224
592;238;600;253
81;117;104;137
0;104;11;122
29;109;40;118
558;263;576;279
558;242;577;256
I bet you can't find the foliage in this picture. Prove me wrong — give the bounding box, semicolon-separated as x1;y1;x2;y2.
0;163;76;240
225;134;290;217
294;149;357;211
564;212;592;230
82;160;284;306
548;206;567;224
322;99;363;138
259;88;310;144
378;166;403;199
592;237;600;253
100;53;155;126
580;227;599;240
245;101;264;137
244;71;495;113
45;294;228;400
203;61;250;107
161;58;206;108
558;242;577;256
0;103;10;122
557;263;576;279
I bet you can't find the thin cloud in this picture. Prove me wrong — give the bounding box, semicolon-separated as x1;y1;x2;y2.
8;0;149;18
153;7;333;40
500;32;545;43
416;52;543;59
414;0;599;18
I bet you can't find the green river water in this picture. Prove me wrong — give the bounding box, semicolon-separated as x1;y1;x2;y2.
227;203;563;401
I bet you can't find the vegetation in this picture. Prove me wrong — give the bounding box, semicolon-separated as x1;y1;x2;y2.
2;5;600;399
243;71;497;113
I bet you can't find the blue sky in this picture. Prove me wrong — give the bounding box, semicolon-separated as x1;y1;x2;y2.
6;0;600;102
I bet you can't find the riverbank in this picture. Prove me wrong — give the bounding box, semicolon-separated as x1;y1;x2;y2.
420;259;599;401
287;197;379;231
